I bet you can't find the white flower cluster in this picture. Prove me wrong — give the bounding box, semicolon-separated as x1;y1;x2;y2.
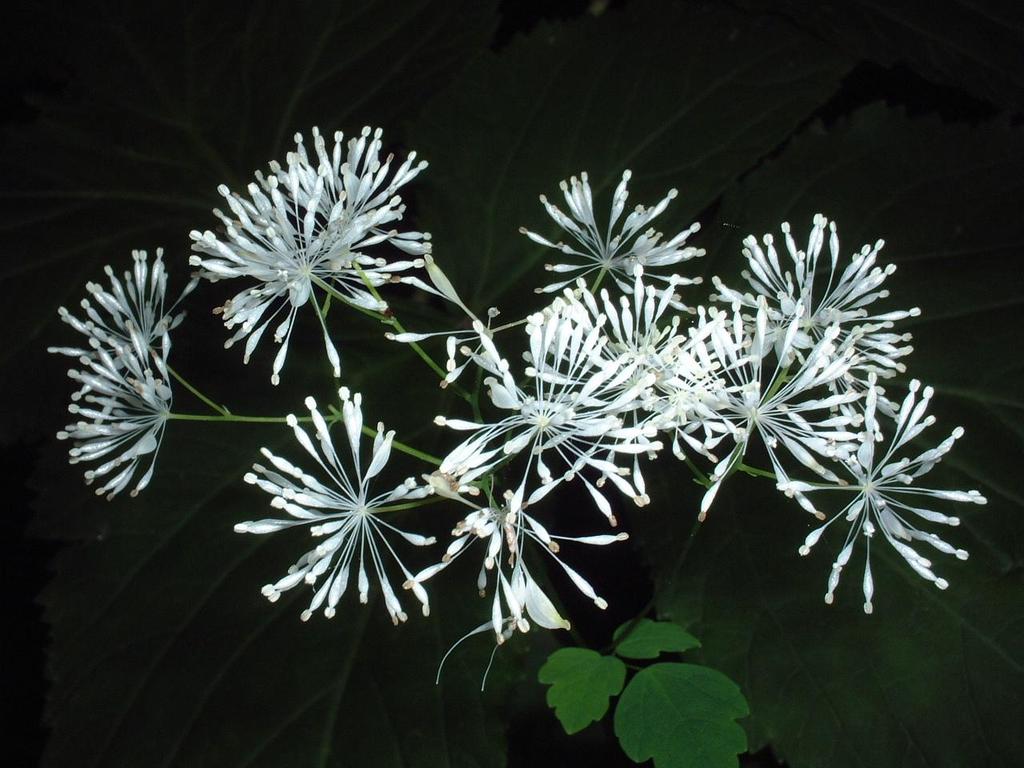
49;249;195;498
49;127;986;642
189;126;430;385
383;172;984;630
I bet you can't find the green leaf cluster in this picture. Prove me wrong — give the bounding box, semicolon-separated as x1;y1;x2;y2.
539;620;749;768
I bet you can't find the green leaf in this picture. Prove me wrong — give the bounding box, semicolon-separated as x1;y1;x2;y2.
33;415;511;768
1;0;497;442
409;0;853;310
638;105;1024;767
613;619;701;660
739;0;1024;112
538;648;627;735
613;662;749;768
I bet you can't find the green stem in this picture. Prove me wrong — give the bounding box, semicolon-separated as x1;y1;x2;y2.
377;433;441;466
313;271;470;399
167;365;229;416
349;266;474;401
167;411;440;466
310;275;389;323
718;447;747;486
682;455;711;487
470;364;485;423
326;405;442;466
167;412;288;423
481;475;498;509
373;497;445;514
400;327;452;382
352;267;453;382
737;462;777;481
310;290;341;377
763;364;791;402
589;266;609;293
488;317;529;334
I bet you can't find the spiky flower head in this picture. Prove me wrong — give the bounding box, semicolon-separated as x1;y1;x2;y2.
522;170;703;297
436;295;661;522
785;377;986;613
58;343;172;499
406;483;627;644
236;389;435;624
49;248;196;363
712;214;919;383
190;126;430;384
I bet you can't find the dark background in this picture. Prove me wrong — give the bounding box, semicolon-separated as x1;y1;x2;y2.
3;1;1021;766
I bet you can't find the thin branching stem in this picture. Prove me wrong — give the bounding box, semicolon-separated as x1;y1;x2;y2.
167;411;440;465
167;365;229;415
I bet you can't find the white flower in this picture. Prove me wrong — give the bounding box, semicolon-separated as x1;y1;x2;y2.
48;248;196;362
712;214;919;382
386;255;504;387
569;267;684;389
190;126;430;384
568;270;732;457
405;485;627;643
236;389;435;624
567;267;705;497
436;297;661;522
397;253;480;320
787;377;987;613
698;301;861;519
522;170;703;295
388;308;504;388
58;342;172;499
651;306;736;463
51;249;189;499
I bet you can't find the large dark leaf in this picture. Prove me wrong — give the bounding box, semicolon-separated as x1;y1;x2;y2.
740;0;1024;113
0;0;497;442
638;105;1024;768
408;0;853;310
33;415;511;768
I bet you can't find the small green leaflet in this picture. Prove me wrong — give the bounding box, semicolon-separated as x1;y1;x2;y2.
538;648;627;735
613;619;701;660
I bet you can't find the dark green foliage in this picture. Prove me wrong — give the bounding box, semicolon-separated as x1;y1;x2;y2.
9;0;1024;766
32;421;511;768
739;0;1024;112
635;103;1024;768
539;623;748;765
0;0;498;441
408;0;852;310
